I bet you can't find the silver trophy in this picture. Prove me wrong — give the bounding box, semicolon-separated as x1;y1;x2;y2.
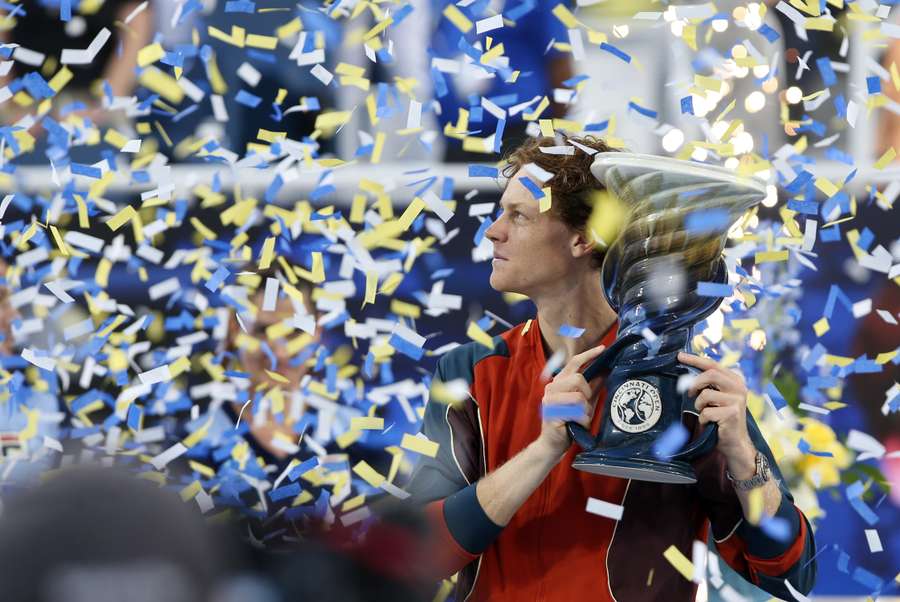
566;153;767;484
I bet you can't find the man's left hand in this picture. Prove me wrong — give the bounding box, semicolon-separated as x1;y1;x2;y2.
678;351;757;479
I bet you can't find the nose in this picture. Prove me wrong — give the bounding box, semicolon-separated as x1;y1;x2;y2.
485;213;506;244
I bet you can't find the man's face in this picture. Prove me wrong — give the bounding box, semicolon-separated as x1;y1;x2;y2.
485;172;582;298
229;294;317;391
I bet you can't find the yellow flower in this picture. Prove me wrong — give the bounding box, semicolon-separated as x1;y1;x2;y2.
794;418;853;489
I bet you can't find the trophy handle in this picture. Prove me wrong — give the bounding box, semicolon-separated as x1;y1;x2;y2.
671;364;719;461
564;333;643;450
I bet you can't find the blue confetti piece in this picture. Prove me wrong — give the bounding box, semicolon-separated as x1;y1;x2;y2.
388;333;424;361
126;404;143;431
766;382;788;411
493;118;505;154
833;93;847;118
652;423;689;459
269;482;302;502
441;176;454;200
837;549;850;573
70;163;102;178
584;120;609;132
759;516;791;542
288;457;319;481
264;174;284;203
685;208;730;234
697;281;733;297
519;176;545;200
846;481;879;526
205;265;230;292
558;324;585;338
235;89;262;108
817;57;837;87
851;567;884;592
468;165;498;178
627;101;657;119
867;76;881;95
225;0;255;12
473;216;493;246
786;199;819;215
600;42;631;63
541;404;585;421
820;224;841;242
757;23;780;43
681;96;693;115
60;0;71;21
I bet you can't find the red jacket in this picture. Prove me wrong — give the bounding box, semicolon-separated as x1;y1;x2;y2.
406;319;816;601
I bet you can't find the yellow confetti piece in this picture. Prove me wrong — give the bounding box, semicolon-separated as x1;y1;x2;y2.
264;369;290;384
314;111;352;131
371;131;386;163
350;416;384;431
814;177;839;198
805;16;835;31
523;96;549;121
876;351;898;364
189;461;215;479
467;321;495;349
190;217;218;240
47;66;73;93
400;433;439;457
398;197;425;231
138;67;184;104
107;205;137;231
49;225;69;256
353;460;385;488
539;187;552;213
364;270;377;306
259;236;276;270
137;43;165;67
246;34;277;49
662;545;695;581
480;42;505;65
180;480;202;502
443;4;473;32
95;258;112;288
747;487;764;525
874;147;896;170
294;252;325;283
552;3;580;29
755;250;789;263
539;119;555;137
813;317;830;337
390;299;421;319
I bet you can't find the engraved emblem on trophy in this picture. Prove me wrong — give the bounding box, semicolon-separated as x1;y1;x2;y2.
566;153;767;484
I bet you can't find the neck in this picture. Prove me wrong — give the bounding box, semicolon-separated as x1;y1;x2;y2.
532;269;618;362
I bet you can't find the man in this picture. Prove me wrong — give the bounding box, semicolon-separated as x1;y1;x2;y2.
405;136;816;600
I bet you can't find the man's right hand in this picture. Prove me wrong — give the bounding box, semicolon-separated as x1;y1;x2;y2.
535;344;607;461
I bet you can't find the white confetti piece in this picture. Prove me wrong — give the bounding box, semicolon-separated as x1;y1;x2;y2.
585;497;624;520
237;62;262;87
475;14;503;34
138;365;172;386
149;443;188;470
149;277;180;300
865;529;883;553
61;27;111;65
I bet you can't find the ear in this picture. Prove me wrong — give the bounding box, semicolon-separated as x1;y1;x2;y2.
569;229;595;261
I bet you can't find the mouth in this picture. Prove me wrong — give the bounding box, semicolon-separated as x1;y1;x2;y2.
492;254;508;261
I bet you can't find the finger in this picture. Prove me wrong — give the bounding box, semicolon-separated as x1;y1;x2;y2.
680;352;745;390
543;391;588;406
559;344;607;377
698;405;730;427
677;351;719;372
694;389;741;413
688;370;740;398
548;373;592;400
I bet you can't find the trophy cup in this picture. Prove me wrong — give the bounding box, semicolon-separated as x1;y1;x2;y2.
565;153;766;484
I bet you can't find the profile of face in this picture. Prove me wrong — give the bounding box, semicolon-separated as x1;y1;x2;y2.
485;172;593;299
226;291;319;392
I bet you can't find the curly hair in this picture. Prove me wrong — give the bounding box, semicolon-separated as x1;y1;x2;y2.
501;135;618;270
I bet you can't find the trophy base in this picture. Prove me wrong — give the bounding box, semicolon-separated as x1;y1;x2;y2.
571;451;698;484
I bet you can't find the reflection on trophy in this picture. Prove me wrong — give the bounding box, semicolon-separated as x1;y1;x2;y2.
566;153;766;484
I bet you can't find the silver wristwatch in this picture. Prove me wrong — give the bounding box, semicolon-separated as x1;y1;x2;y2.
726;451;771;491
